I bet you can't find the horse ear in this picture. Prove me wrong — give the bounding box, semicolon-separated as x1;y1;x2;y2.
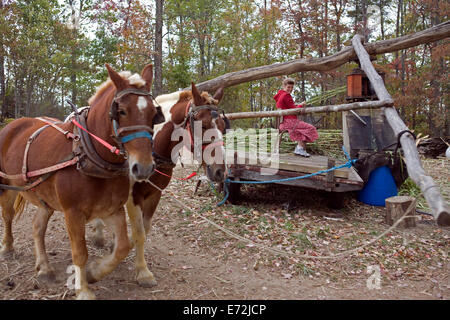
213;86;224;102
105;64;126;91
191;82;203;106
141;64;153;92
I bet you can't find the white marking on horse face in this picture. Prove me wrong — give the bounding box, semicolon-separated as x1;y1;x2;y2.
137;97;148;112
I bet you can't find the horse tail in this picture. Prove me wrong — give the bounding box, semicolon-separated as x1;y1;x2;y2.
13;193;27;221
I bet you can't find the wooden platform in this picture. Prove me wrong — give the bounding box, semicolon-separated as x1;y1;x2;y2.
235;152;349;178
228;151;364;192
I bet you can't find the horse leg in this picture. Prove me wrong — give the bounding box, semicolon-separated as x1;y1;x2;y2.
86;207;131;284
127;197;156;287
91;218;106;248
64;209;95;300
127;192;161;287
0;190;18;259
142;192;161;236
33;207;56;282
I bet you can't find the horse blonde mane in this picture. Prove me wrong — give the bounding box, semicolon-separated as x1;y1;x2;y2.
88;71;146;105
200;92;219;105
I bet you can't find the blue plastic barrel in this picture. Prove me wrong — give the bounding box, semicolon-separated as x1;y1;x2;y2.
358;165;398;206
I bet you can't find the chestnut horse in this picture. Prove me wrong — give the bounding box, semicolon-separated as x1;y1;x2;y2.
0;64;164;299
92;83;228;287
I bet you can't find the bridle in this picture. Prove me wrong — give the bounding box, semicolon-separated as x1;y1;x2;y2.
181;100;230;151
108;88;156;157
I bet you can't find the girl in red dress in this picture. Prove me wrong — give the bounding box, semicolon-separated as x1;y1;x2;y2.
273;78;318;157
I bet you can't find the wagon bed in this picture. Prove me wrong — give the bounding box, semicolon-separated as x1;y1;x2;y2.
227;151;364;193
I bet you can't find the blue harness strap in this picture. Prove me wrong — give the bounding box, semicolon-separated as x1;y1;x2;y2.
120;131;153;143
112;119;153;144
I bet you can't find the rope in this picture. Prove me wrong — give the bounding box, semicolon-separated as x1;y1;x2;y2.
144;176;417;260
154;168;197;181
217;146;356;206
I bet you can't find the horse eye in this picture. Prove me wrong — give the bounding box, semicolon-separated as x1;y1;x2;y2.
118;109;127;116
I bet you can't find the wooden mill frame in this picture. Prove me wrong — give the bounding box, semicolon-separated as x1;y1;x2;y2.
193;23;449;226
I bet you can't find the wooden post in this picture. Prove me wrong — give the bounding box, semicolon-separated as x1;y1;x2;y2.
352;34;449;226
385;196;417;228
326;158;335;191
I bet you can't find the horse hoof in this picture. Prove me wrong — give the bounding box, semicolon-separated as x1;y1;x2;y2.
137;277;157;288
76;290;96;300
37;270;57;283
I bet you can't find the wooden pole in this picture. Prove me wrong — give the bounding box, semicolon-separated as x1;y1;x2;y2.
192;21;450;92
352;34;449;226
225;99;393;120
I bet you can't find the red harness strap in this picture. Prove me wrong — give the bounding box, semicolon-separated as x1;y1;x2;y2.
154;169;197;181
71;119;120;155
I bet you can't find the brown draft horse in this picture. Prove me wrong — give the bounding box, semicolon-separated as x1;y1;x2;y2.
0;64;164;299
92;83;228;287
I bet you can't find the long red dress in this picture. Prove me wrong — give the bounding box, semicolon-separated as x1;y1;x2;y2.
273;89;318;143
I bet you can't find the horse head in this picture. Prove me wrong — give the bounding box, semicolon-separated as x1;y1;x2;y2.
95;64;165;182
187;82;228;183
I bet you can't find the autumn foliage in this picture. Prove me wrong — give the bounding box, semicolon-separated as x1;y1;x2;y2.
0;0;448;136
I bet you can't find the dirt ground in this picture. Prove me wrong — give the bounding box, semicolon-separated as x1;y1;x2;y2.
0;158;449;300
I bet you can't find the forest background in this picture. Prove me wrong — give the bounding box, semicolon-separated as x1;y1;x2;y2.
0;0;448;136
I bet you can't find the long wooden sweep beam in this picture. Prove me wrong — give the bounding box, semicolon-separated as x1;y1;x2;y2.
193;21;450;92
351;34;449;226
225;99;393;120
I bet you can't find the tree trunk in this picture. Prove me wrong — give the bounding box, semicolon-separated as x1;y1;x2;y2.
25;76;33;117
399;0;406;119
296;0;306;100
154;0;164;96
0;55;5;120
361;0;369;41
379;0;385;40
69;0;77;104
0;0;5;120
14;76;22;118
429;0;443;136
395;0;402;78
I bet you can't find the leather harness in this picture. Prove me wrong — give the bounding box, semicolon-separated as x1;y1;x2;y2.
0;87;156;191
